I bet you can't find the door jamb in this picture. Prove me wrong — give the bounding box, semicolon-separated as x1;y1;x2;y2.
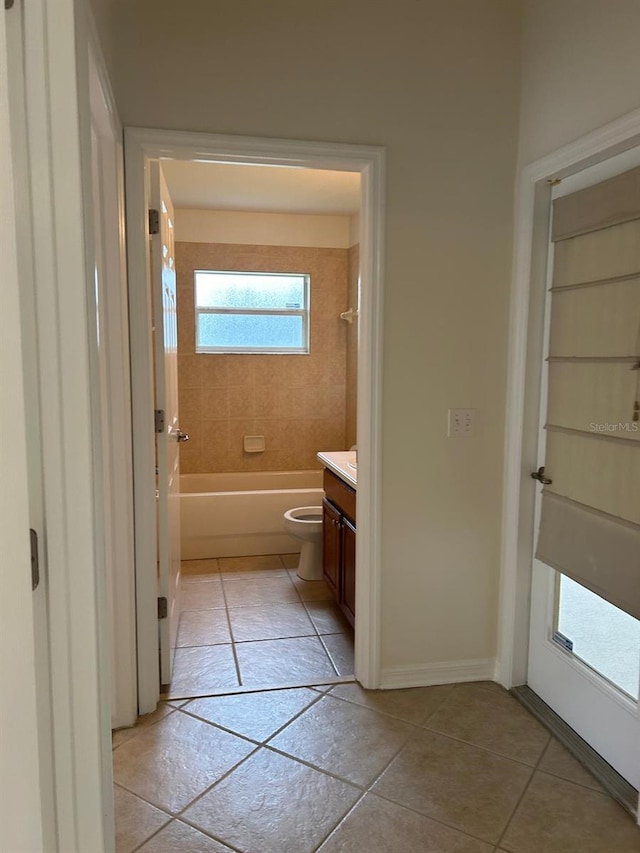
125;127;386;713
496;108;640;689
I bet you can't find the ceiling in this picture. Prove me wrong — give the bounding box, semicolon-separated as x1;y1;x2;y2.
160;160;361;216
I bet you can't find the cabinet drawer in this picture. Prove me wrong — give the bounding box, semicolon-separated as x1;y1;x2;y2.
323;468;356;523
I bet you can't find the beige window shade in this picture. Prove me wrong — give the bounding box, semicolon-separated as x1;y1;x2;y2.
536;166;640;619
537;493;640;621
552;165;640;241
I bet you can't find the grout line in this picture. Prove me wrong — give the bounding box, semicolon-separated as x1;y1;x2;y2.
173;742;263;820
493;731;551;850
217;570;244;688
180;687;326;748
111;707;178;752
162;674;356;702
417;723;550;770
369;784;511;849
129;816;173;853
311;789;368;852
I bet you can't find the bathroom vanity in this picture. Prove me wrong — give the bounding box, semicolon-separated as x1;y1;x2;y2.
317;452;357;628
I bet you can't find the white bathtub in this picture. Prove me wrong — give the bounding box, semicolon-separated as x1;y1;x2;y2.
180;470;324;560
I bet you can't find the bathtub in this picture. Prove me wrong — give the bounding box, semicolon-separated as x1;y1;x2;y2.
180;470;324;560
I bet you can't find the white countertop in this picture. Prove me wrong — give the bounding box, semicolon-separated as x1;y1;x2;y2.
317;451;357;489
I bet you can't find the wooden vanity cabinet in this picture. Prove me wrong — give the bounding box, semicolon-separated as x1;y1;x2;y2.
321;498;341;596
322;468;356;628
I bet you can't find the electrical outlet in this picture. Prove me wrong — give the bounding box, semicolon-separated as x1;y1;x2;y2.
448;408;476;436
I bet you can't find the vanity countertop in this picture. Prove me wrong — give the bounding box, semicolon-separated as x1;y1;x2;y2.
317;451;357;490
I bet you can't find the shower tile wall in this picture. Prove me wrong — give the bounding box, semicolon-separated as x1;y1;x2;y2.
176;241;350;474
345;243;359;450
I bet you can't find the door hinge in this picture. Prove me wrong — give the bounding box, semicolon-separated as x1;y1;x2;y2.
155;409;165;433
148;208;160;235
157;596;168;619
30;528;40;591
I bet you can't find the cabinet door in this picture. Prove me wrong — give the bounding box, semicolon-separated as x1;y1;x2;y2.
342;516;356;627
322;498;341;595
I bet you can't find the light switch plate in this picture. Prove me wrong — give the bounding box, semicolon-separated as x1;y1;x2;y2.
448;408;476;436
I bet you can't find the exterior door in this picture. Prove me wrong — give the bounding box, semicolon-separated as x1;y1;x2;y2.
150;161;183;685
528;159;640;787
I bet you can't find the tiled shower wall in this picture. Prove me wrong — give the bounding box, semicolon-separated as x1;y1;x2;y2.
176;241;350;474
345;243;359;450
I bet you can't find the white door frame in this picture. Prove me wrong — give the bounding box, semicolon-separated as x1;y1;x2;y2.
5;0;115;850
125;127;386;712
496;107;640;689
88;28;137;730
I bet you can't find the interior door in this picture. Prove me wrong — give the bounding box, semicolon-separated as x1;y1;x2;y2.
528;157;640;788
150;161;182;685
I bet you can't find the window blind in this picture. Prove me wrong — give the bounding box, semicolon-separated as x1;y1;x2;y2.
535;166;640;619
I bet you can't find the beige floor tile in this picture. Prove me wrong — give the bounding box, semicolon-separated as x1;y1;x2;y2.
222;575;299;607
176;610;231;647
236;636;337;686
289;572;335;601
330;682;454;725
113;784;170;853
181;559;220;582
183;747;360;853
167;645;239;697
185;687;320;741
538;738;605;792
372;728;533;844
501;772;640;853
229;601;315;642
269;694;415;786
136;820;233;852
280;552;300;570
180;580;225;611
219;554;285;573
321;632;354;676
112;710;255;813
318;793;494;853
425;682;550;765
468;680;507;694
112;704;175;749
305;600;351;634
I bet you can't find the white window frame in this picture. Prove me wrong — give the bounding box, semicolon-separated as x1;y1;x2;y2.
194;269;311;354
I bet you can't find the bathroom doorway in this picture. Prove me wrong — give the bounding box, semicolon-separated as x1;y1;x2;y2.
160;159;359;698
125;129;385;713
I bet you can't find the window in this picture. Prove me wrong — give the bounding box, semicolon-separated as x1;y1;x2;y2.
194;270;310;354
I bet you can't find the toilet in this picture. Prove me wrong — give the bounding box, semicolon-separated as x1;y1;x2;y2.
283;506;324;581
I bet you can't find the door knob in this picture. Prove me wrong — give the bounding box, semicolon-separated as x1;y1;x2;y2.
176;430;189;443
531;466;552;485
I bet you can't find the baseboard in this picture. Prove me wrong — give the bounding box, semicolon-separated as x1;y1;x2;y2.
379;658;496;690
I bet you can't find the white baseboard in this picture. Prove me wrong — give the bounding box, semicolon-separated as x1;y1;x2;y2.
379;658;496;690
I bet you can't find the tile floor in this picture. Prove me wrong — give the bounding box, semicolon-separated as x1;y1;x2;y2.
112;680;640;853
166;555;354;698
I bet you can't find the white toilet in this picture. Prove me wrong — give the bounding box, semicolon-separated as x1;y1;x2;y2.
283;506;324;581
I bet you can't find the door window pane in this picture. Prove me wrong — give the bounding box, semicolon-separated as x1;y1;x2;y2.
557;574;640;700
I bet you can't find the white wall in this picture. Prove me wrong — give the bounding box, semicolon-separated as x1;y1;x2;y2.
175;208;352;248
112;0;522;676
518;0;640;165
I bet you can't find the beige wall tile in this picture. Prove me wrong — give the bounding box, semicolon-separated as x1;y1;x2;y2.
176;241;349;474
